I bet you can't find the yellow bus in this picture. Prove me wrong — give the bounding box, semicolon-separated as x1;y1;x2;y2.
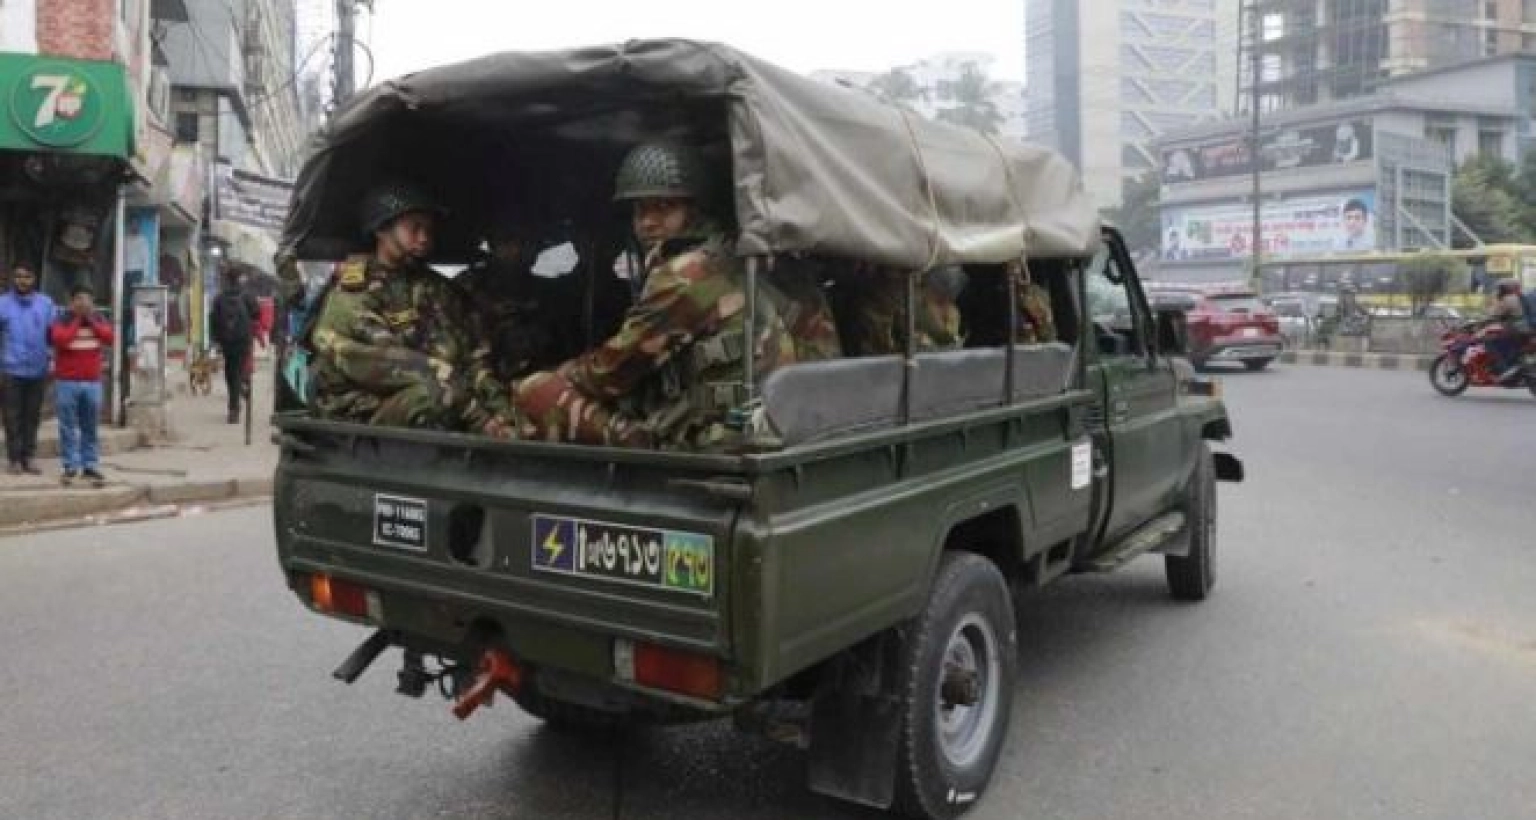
1253;244;1536;311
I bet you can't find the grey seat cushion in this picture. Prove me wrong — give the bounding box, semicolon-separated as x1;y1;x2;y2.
760;343;1073;446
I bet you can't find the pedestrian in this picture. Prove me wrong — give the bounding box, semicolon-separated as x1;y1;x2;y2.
0;263;55;475
209;267;259;423
49;283;113;488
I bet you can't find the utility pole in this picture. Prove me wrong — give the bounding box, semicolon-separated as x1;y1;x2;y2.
1247;1;1263;286
334;0;357;105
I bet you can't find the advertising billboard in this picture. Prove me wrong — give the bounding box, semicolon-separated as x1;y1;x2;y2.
1161;192;1377;261
1161;119;1373;184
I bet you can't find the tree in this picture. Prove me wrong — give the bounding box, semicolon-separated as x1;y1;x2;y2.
1399;253;1470;316
1101;173;1161;253
934;64;1004;136
867;68;921;106
1452;156;1524;247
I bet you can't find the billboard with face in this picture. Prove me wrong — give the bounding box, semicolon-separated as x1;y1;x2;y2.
1161;192;1377;261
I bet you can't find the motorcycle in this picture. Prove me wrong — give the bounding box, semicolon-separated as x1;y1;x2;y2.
1427;321;1536;397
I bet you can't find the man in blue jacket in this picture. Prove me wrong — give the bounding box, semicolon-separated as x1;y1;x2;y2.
0;264;55;474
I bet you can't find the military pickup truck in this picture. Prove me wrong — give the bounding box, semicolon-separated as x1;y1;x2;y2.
271;40;1243;820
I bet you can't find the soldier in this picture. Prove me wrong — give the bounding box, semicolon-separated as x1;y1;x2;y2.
456;216;568;380
841;263;966;355
768;255;844;361
1010;260;1056;344
307;181;516;436
511;141;796;450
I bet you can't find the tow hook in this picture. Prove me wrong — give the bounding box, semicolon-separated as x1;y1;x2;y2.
451;648;522;720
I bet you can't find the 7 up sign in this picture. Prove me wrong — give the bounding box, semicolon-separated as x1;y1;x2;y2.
9;63;105;149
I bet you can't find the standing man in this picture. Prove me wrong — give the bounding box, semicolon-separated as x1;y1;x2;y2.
308;181;516;435
512;141;797;450
0;264;55;475
49;284;113;487
209;267;260;423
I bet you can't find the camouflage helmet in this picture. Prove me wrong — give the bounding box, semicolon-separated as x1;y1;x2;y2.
359;180;446;235
613;142;707;202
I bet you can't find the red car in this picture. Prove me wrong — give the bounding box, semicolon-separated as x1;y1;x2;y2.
1148;284;1284;371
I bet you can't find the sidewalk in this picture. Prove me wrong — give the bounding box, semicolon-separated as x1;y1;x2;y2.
0;356;279;534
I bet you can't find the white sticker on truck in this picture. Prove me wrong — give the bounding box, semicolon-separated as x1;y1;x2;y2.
1071;442;1092;490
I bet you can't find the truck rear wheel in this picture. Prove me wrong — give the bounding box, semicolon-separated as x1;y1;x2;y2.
893;552;1017;820
1165;444;1217;601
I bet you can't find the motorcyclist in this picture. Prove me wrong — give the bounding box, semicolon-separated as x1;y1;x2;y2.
1484;279;1530;382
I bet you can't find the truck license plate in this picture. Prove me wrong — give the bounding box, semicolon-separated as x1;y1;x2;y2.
530;514;714;596
1242;327;1261;337
373;494;428;551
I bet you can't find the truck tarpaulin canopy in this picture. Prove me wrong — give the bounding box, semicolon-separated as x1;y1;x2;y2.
280;39;1101;268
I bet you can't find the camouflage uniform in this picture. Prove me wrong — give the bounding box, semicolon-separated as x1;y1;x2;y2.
309;255;514;431
1010;261;1056;343
769;256;843;361
513;231;797;450
844;263;965;355
456;254;567;381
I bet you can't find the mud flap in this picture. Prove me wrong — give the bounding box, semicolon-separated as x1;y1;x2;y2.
1213;451;1244;482
806;630;905;809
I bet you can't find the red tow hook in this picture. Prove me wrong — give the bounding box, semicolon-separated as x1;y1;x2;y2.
451;648;522;720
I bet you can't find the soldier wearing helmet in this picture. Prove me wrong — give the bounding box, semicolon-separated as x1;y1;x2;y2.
306;181;516;436
511;142;799;450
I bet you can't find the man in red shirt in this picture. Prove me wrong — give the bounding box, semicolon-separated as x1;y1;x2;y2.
49;284;114;488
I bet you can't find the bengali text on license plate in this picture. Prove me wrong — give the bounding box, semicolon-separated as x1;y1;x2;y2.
529;514;714;596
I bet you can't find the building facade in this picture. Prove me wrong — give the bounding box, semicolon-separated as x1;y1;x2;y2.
1155;55;1536;282
1242;0;1536;112
1025;0;1240;208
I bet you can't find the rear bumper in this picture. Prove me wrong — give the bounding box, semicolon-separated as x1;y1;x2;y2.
1199;335;1284;361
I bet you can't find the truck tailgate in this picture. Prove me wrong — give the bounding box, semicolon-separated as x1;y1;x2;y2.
274;422;741;657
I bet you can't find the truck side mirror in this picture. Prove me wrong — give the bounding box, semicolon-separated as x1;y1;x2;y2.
1155;308;1187;355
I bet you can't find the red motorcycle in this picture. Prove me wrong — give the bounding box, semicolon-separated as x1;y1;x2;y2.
1428;321;1536;397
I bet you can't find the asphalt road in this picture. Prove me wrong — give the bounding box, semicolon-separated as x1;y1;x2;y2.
2;365;1533;820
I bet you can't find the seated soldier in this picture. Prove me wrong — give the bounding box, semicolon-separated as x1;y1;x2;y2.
307;181;515;436
511;141;797;450
769;254;844;361
840;263;966;355
1010;260;1056;344
456;214;570;380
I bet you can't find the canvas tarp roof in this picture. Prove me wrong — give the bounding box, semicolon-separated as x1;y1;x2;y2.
281;38;1101;268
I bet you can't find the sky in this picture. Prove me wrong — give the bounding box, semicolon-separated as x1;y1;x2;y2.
363;0;1025;86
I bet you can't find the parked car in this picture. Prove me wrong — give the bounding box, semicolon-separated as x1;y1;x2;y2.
1147;283;1284;370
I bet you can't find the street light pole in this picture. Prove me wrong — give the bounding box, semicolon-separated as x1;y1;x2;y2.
1249;4;1263;287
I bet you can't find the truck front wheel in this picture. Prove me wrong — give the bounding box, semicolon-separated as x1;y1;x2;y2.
893;552;1018;820
1165;444;1217;601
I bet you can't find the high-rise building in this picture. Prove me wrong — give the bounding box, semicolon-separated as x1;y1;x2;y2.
1240;0;1536;113
1025;0;1240;208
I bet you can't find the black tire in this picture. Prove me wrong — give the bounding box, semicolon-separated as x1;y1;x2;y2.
1526;374;1536;398
1428;353;1469;397
1242;358;1272;372
893;553;1017;820
1166;445;1217;601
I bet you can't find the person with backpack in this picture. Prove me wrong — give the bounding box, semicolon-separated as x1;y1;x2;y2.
209;267;259;423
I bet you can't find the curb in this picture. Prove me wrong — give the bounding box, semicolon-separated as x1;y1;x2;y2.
1279;350;1435;371
0;474;272;534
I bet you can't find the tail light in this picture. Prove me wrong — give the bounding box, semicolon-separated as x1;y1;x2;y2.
309;573;383;621
614;639;723;701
